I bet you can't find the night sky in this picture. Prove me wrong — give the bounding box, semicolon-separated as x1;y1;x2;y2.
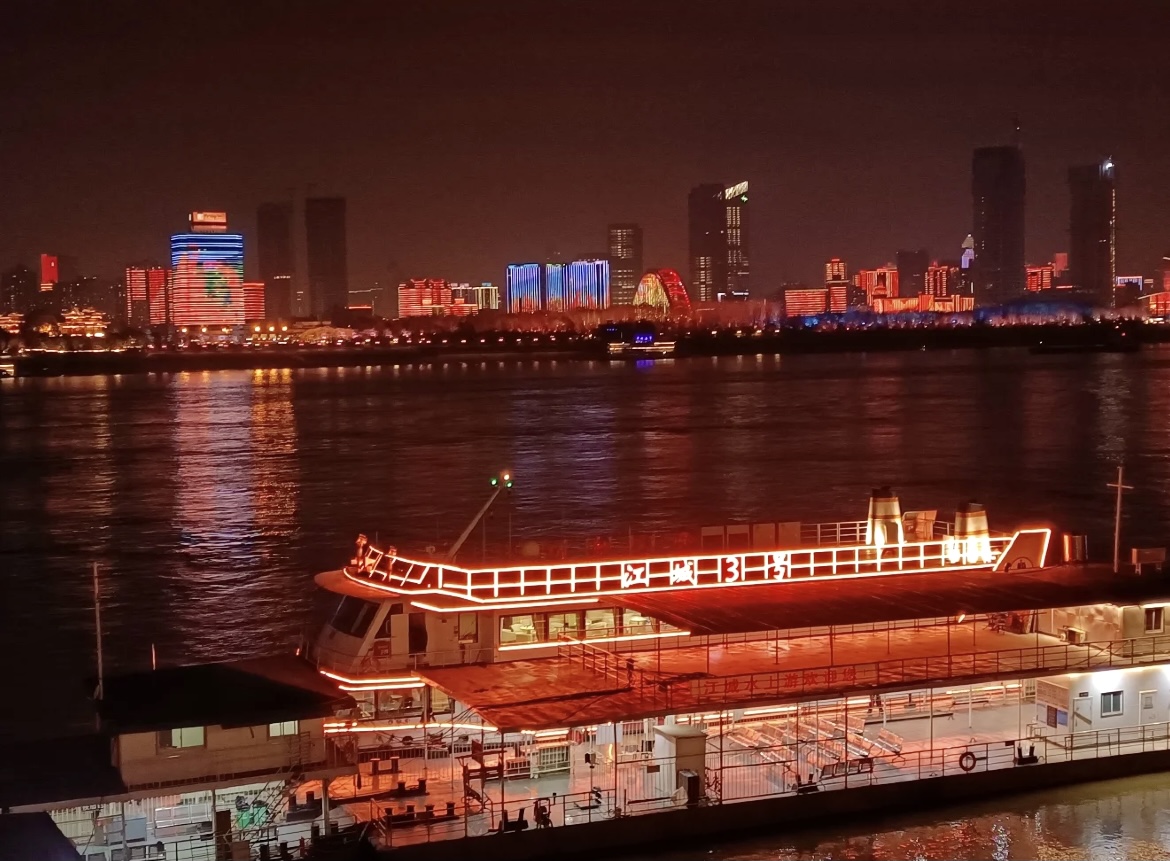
2;1;1168;290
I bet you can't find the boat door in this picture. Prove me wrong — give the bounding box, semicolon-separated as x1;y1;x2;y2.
1140;690;1156;725
1072;693;1093;731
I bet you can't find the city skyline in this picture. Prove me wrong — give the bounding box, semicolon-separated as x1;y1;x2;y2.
1;2;1168;292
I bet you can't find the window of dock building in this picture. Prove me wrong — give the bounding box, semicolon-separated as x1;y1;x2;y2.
1145;607;1164;633
269;721;299;738
500;614;537;644
1101;691;1124;717
158;726;205;750
585;608;616;637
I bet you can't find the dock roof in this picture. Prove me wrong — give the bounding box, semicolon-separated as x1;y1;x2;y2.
96;655;353;735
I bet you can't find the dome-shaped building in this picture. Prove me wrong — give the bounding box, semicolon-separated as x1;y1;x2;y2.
632;269;692;315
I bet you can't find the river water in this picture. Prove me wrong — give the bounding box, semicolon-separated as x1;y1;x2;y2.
2;348;1170;854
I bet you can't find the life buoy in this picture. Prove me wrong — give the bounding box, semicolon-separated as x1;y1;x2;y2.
958;751;977;772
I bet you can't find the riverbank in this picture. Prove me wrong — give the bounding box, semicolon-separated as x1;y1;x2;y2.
4;321;1159;377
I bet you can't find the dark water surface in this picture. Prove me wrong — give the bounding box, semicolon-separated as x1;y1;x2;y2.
3;348;1170;855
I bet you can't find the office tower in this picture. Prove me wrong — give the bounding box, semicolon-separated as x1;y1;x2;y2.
825;259;847;284
972;145;1026;305
783;286;829;317
126;265;169;327
565;259;610;309
39;254;58;292
243;282;266;320
896;250;929;299
256;202;296;320
689;181;750;302
170;212;244;328
1052;252;1069;278
304;197;349;319
544;262;567;311
1068;159;1117;307
1025;264;1055;292
607;224;643;306
506;264;543;313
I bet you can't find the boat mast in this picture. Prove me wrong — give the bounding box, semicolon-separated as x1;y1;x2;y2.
447;472;513;561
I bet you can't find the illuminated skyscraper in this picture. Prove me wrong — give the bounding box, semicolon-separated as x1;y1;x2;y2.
170;213;244;328
544;263;567;311
506;263;543;313
305;197;349;320
125;265;169;327
607;224;643;306
824;259;847;284
451;282;499;311
925;261;959;297
39;254;58;292
1025;264;1054;292
256;202;296;319
972;145;1026;305
689;181;750;302
565;259;610;309
1068;159;1117;307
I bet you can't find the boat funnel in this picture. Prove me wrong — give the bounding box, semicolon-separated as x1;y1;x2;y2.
866;487;904;548
952;502;993;565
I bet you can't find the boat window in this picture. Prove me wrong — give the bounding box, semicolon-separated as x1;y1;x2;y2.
585;608;615;638
331;597;379;638
268;721;299;738
622;608;656;635
500;614;537;644
547;612;581;641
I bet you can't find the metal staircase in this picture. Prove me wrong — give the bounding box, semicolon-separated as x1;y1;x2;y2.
232;732;314;844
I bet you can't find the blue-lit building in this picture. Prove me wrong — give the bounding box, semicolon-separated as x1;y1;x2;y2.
505;263;543;313
505;259;611;313
170;212;245;328
565;259;610;309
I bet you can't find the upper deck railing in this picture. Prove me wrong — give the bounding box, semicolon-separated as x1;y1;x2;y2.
342;521;1046;612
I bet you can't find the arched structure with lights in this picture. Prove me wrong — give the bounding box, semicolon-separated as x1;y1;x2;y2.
632;269;692;314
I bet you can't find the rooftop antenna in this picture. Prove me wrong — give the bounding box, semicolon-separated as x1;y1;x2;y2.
447;472;514;560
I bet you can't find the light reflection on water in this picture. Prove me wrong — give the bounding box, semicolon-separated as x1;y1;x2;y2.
641;775;1170;860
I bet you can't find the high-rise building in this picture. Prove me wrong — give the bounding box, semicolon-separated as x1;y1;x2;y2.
565;259;610;309
1025;264;1055;293
126;265;169;327
170;213;244;328
1068;159;1117;307
256;202;296;320
243;282;266;321
0;265;37;314
1052;252;1069;278
607;224;643;306
39;254;59;292
1114;274;1142;308
304;197;349;320
925;261;959;297
853;265;900;306
451;283;499;311
972;145;1026;305
896;250;929;298
824;259;847;284
398;279;469;317
688;181;750;302
783;287;829;317
506;264;543;313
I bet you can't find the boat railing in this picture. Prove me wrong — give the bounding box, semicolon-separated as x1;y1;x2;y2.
357;516;998;575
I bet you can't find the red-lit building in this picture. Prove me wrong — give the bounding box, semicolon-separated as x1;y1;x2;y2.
397;278;474;317
853;265;899;306
39;254;58;292
783;288;829;317
126;265;169;328
925;262;959;297
824;258;847;284
243;282;266;321
170;217;245;329
1026;264;1055;292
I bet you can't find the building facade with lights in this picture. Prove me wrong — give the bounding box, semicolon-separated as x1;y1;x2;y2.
170;213;245;329
397;279;475;318
689;181;750;302
608;224;644;306
126;265;169;328
1068;159;1117;308
972;145;1026;306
